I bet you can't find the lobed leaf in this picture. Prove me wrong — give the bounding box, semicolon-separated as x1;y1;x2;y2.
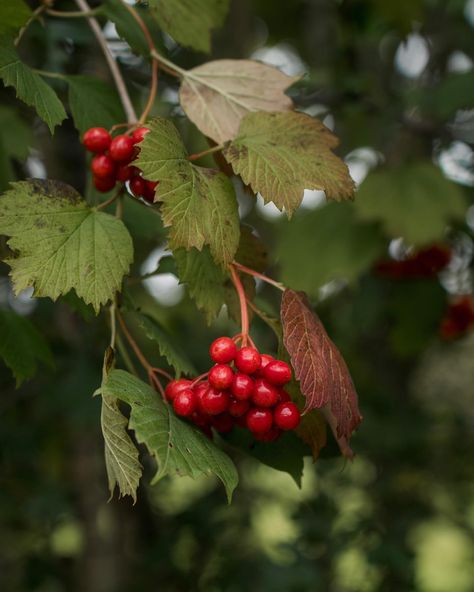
0;308;53;386
135;118;240;267
149;0;229;53
0;180;133;313
280;289;362;457
180;59;297;143
223;111;355;215
102;369;239;501
0;40;66;133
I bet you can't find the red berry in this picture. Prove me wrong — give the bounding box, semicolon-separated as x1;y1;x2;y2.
109;134;135;162
228;398;250;418
209;364;234;390
231;373;254;400
252;378;279;407
165;379;192;402
277;388;291;403
210;337;237;364
190;409;209;428
143;180;158;204
259;354;274;373
235;347;261;374
91;154;115;178
116;164;138;182
274;402;301;431
263;360;292;386
132;126;150;144
173;389;196;417
210;413;234;433
82;127;111;153
246;408;273;434
201;388;230;415
129;175;146;197
93;175;116;192
254;426;282;442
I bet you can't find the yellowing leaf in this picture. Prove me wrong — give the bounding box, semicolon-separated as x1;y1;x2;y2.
180;59;297;143
224;111;354;214
102;369;239;502
150;0;229;53
354;163;467;245
0;180;133;313
135;118;239;266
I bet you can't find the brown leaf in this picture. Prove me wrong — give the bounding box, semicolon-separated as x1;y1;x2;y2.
295;410;327;461
281;289;362;457
179;59;298;144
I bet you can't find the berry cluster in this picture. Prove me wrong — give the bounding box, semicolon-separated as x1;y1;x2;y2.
375;244;452;279
440;295;474;340
165;337;301;442
82;126;158;201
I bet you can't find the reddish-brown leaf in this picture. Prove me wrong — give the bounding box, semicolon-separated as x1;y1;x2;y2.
281;289;362;457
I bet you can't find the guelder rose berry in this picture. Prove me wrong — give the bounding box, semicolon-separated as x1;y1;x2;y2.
210;336;237;364
173;389;196;417
274;402;301;430
235;346;261;374
165;379;192;402
82;127;111;153
109;134;135;162
91;154;115;178
201;388;230;415
263;360;292;386
252;378;279;407
231;373;254;400
209;364;234;390
246;408;273;434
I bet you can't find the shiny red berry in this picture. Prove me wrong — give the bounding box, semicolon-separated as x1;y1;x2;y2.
228;398;250;418
231;373;254;400
173;389;196;417
259;354;274;373
209;364;234;390
263;360;292;386
116;164;138;182
253;426;282;442
143;180;158;204
246;408;273;434
165;379;192;402
274;402;301;430
201;388;230;415
93;175;116;193
210;336;237;364
235;347;261;374
129;175;146;197
252;378;279;407
132;126;150;144
194;382;209;413
82;127;111;153
91;154;115;178
109;134;134;162
210;413;234;433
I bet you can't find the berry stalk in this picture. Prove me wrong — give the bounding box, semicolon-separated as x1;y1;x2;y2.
229;265;250;346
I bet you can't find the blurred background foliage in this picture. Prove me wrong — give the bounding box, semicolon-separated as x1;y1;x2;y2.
1;0;474;591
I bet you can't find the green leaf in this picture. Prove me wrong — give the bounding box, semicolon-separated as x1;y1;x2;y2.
174;247;227;324
0;180;133;313
223;111;355;215
234;225;268;273
0;104;33;191
0;308;53;386
354;163;468;245
180;59;297;144
0;0;32;36
149;0;229;53
102;369;239;501
98;348;142;503
103;0;156;56
0;40;66;133
126;310;196;377
67;75;125;135
136;117;240;266
276;202;385;296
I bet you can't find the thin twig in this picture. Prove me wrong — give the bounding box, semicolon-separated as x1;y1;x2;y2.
229;265;250;346
96;192;119;210
117;310;153;373
116;333;139;376
109;298;117;349
74;0;137;123
188;144;225;161
46;7;103;18
150;49;185;78
232;262;285;291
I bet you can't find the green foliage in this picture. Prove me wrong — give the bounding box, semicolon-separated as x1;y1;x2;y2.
0;0;31;36
101;369;239;501
0;40;66;133
150;0;229;53
0;180;133;313
276;202;385;295
354;163;467;245
0;105;32;191
224;111;354;213
136;117;240;266
67;75;126;135
0;308;53;386
126;310;196;377
103;0;152;56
